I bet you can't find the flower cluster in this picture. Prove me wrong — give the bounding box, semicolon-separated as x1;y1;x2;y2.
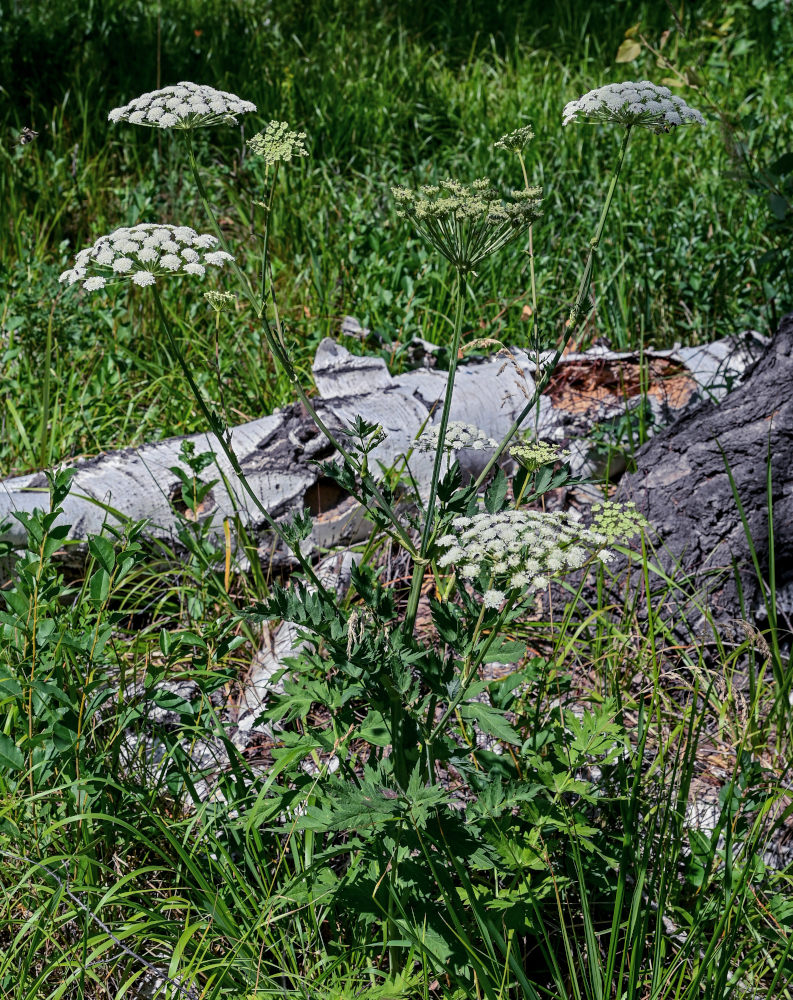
494;125;535;153
204;290;237;312
392;177;542;272
59;224;235;291
590;500;648;542
108;82;256;130
510;439;570;471
437;507;613;605
247;121;309;165
417;421;499;453
562;81;705;133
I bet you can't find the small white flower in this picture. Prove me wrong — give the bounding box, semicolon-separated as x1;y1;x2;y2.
60;223;234;291
159;113;179;127
193;233;218;249
204;250;233;266
417;420;499;454
94;248;115;266
483;589;505;609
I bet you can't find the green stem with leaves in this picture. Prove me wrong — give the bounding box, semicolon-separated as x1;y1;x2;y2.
402;271;468;635
185;136;416;556
152;286;329;596
474;125;633;491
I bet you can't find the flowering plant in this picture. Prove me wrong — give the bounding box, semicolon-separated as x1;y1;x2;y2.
57;78;706;988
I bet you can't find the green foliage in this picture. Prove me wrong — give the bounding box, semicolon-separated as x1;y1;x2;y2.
0;4;792;999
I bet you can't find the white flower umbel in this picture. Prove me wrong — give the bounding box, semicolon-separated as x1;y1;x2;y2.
58;224;235;291
437;507;628;599
562;80;705;133
417;421;499;453
392;177;542;273
247;121;309;165
108;82;256;130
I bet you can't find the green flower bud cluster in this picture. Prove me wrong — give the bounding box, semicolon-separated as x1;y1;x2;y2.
392;177;542;273
494;125;535;153
510;439;570;471
247;121;309;165
590;500;648;542
204;290;237;312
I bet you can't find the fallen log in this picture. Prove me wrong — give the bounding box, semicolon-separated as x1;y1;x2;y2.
615;312;793;629
0;325;765;572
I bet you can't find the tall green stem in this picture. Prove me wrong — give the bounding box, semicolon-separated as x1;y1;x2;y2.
473;125;633;491
403;272;467;635
185;136;415;555
38;300;56;468
152;286;329;596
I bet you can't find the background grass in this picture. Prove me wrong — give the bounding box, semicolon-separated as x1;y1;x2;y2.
1;0;792;477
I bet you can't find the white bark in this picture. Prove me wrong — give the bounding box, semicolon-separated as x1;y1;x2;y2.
0;327;766;565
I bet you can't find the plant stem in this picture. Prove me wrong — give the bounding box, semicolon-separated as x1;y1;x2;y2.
186;136;415;554
473;125;633;490
402;271;467;635
38;299;56;468
151;286;329;596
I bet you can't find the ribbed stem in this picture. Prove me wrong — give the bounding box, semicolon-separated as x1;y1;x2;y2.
152;286;330;596
473;125;633;490
403;271;467;635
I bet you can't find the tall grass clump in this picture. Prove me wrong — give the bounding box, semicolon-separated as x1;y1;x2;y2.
0;56;791;1000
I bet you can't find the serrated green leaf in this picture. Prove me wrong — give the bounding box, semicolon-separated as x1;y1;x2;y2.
484;468;508;514
458;701;521;745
